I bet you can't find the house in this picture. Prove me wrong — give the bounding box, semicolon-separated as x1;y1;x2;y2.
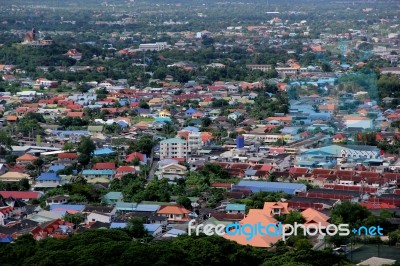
34;172;62;188
46;195;69;206
262;202;290;216
332;133;347;143
159;163;188;180
185;107;198;117
92;162;116;170
157;205;191;222
86;211;112;224
16;153;38;165
58;152;78;161
228;112;243;121
0;191;42;201
93;148;115;156
225;204;246;214
143;223;163;236
0;172;30;183
115;166;136;178
65;49;82;60
159;109;171;117
81;170;115;179
103;192;123;205
125;152;147;164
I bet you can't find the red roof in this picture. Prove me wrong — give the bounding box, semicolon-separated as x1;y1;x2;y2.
289;167;308;174
116;166;135;172
126;152;145;162
211;183;233;188
0;191;41;199
58;152;78;159
92;162;116;170
66;112;84;118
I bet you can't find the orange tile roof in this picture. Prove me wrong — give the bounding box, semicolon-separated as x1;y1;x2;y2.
16;154;38;161
157;205;191;215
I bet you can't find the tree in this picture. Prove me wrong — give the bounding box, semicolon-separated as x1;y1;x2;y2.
138;100;150;109
62;143;75;152
77;154;91;167
201;117;212;128
64;213;84;226
77;136;96;156
331;201;371;228
293;239;312;251
283;211;305;225
126;217;148;238
177;196;192;210
18;178;30;191
129;136;154;155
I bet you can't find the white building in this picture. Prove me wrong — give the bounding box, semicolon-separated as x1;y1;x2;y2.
86;211;111;224
246;64;273;72
344;116;373;129
159;138;188;160
139;42;169;51
187;132;202;152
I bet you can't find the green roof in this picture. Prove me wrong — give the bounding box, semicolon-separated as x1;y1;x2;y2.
226;203;246;212
104;192;123;200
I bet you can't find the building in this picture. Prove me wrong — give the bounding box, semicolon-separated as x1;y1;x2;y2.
232;181;307;195
159;138;188;160
157;205;191;222
139;42;169;51
275;67;298;77
34;172;62;188
344;115;373;129
246;64;273;72
187;132;202;152
159;163;188;181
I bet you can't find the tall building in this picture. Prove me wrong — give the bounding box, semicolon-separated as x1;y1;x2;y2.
187;132;202;153
159;138;187;160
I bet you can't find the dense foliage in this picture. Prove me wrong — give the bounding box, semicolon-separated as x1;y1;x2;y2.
0;230;352;266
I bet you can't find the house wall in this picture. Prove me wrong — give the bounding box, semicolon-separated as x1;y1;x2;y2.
86;213;111;224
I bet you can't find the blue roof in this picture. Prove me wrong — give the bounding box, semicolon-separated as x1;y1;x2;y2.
82;170;115;175
104;192;123;200
51;130;89;136
185;107;197;113
110;222;127;229
309;113;332;120
144;223;162;233
49;165;65;172
116;202;138;211
233;181;306;195
36;172;61;181
155;117;172;122
94;148;115;156
226;203;246;212
182;126;199;132
117;120;129;128
0;235;13;243
136;204;160;212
